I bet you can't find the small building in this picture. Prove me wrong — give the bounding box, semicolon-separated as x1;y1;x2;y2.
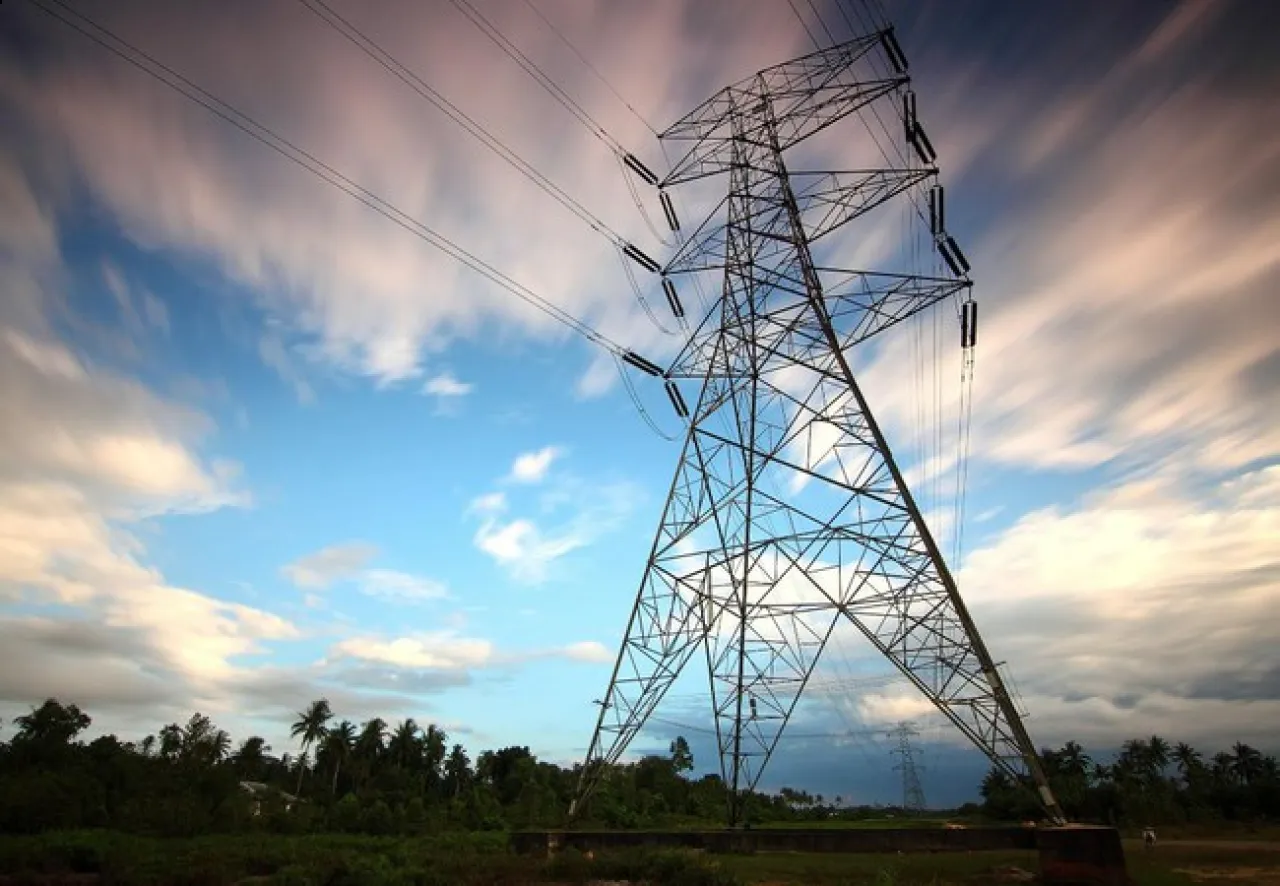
238;780;298;815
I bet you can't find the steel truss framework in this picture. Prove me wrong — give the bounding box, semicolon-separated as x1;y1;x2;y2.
572;31;1064;826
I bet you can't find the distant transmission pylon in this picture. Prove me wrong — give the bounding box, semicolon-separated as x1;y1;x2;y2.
570;25;1064;827
889;722;926;813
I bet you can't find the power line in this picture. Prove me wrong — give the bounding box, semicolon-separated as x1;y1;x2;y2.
786;0;822;48
296;0;628;250
23;0;628;358
296;0;680;343
447;0;626;157
522;0;659;137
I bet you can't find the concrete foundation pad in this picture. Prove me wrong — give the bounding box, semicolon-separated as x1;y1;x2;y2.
1035;826;1130;886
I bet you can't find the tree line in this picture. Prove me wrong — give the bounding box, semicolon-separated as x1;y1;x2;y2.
980;736;1280;825
0;698;816;836
1;699;1275;837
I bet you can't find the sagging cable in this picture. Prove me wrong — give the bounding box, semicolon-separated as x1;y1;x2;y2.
623;242;661;274
659;190;680;232
911;121;937;164
662;277;685;319
665;379;689;419
881;27;908;74
622;350;664;376
961;300;978;349
623;152;659;186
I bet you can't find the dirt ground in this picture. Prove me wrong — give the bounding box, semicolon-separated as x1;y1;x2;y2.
1126;839;1280;886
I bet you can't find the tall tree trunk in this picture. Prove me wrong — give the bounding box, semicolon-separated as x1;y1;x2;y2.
332;758;341;796
295;747;307;796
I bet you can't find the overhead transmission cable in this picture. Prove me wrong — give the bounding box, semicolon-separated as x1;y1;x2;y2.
795;0;933;236
805;0;981;563
449;0;621;153
23;0;630;360
297;0;636;253
522;0;660;137
511;0;707;330
295;0;684;356
443;0;684;333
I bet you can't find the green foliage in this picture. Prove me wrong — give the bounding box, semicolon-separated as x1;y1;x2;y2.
0;832;518;886
979;736;1280;827
3;697;1275;847
330;794;363;833
544;846;741;886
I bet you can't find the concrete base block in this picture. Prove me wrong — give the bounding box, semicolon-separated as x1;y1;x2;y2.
1035;826;1130;886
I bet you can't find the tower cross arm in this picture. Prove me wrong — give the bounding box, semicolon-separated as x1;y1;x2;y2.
658;34;907;187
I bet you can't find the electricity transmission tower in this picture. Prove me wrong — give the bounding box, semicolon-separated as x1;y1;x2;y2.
571;27;1064;827
889;722;926;813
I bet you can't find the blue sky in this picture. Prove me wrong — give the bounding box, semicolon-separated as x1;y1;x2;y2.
1;0;1278;807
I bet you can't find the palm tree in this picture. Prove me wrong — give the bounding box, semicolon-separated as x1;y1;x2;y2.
323;720;356;796
1148;735;1170;774
423;724;448;789
444;743;471;797
1119;738;1151;779
388;719;420;772
139;734;157;757
1172;742;1202;786
1172;742;1200;773
1231;743;1263;786
1211;752;1235;786
354;718;387;790
290;699;333;795
210;729;231;764
158;723;183;760
1060;741;1092;780
234;736;271;779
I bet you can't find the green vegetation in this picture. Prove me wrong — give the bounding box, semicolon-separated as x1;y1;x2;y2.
0;831;741;885
2;833;1279;886
982;737;1280;827
1;699;1278;884
0;698;933;836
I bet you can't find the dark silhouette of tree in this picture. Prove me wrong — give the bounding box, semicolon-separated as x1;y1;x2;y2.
13;699;91;747
388;718;420;772
1148;735;1171;773
290;699;332;796
444;743;472;798
669;735;694;773
1232;743;1263;786
2;697;1276;837
321;720;356;796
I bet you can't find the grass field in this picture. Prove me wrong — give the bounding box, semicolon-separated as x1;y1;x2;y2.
0;831;1276;885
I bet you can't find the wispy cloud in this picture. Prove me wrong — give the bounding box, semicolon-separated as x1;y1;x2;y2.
358;569;448;603
282;542;448;605
330;631;614;671
281;542;380;590
507;445;562;484
422;372;473;398
470;458;642;584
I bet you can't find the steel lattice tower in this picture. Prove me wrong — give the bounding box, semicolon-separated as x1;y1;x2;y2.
890;722;927;813
571;30;1064;827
